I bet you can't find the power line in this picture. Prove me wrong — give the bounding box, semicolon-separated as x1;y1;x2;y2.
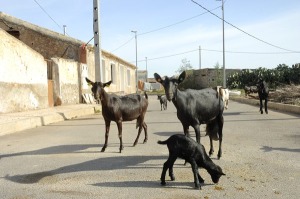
190;0;299;53
132;48;299;63
33;0;67;35
111;36;134;52
138;6;221;36
110;6;221;52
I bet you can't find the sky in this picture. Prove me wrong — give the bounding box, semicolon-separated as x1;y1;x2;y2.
1;0;300;76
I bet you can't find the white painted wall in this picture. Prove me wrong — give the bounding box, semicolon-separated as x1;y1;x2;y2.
0;29;48;113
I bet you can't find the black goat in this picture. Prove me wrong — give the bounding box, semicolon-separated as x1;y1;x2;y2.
257;79;269;114
86;78;148;152
157;95;167;111
154;71;224;159
158;134;225;189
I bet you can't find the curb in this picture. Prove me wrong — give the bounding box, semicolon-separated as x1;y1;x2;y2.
0;105;101;136
231;97;300;115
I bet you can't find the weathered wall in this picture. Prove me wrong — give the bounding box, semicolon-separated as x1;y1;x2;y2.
1;12;138;113
51;58;80;105
0;29;48;113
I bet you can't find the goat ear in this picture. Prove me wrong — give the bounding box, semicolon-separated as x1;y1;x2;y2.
85;77;94;86
178;71;186;84
103;81;112;87
154;73;163;83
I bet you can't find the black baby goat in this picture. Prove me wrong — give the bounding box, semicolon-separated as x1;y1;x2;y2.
158;134;225;189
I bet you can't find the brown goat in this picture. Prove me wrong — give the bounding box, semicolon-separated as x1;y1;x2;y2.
86;78;148;153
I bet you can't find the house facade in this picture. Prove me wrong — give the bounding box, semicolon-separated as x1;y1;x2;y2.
0;12;136;113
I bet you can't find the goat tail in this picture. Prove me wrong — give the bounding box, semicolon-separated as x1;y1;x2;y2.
157;140;168;145
144;92;148;99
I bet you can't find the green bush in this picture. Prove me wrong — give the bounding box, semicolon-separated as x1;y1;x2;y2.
227;63;300;89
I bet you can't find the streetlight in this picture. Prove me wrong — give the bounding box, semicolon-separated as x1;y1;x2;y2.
131;30;138;93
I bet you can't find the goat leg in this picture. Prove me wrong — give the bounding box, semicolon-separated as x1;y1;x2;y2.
193;124;201;144
116;122;124;153
260;98;263;114
217;115;224;159
190;159;201;189
101;120;111;152
142;122;148;144
133;126;142;146
265;99;268;114
209;136;214;156
197;172;204;184
160;156;177;186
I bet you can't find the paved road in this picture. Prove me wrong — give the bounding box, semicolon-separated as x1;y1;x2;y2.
0;96;299;199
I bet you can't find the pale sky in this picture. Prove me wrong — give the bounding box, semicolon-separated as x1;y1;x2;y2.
1;0;299;76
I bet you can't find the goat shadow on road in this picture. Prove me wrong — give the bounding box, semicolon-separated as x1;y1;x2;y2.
91;180;213;190
260;145;300;153
0;144;101;159
4;153;166;185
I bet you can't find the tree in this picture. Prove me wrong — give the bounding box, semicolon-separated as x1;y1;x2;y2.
176;58;193;74
214;62;223;86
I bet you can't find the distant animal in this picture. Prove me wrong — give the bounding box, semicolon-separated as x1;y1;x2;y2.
86;78;148;153
157;95;167;111
158;134;225;189
217;86;229;110
244;85;258;97
154;71;224;159
257;79;269;114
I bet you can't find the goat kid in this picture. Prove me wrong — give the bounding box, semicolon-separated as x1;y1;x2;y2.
86;78;148;153
157;95;167;111
154;71;224;159
158;134;225;189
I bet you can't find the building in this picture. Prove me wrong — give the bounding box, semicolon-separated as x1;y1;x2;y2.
0;12;136;113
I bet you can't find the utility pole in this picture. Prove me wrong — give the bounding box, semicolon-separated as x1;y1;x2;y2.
145;57;148;82
131;30;138;93
63;25;67;35
221;0;226;87
93;0;102;82
199;45;201;69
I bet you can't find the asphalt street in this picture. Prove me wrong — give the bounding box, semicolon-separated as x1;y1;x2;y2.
0;95;299;199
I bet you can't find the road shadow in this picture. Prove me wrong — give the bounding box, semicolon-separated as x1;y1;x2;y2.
0;144;101;159
91;180;213;190
260;146;300;153
5;155;165;184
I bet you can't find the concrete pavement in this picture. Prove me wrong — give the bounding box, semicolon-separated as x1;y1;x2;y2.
0;104;101;136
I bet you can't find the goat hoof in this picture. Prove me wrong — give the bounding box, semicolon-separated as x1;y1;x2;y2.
195;184;201;190
133;142;137;147
101;148;106;152
170;175;175;181
161;181;166;186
